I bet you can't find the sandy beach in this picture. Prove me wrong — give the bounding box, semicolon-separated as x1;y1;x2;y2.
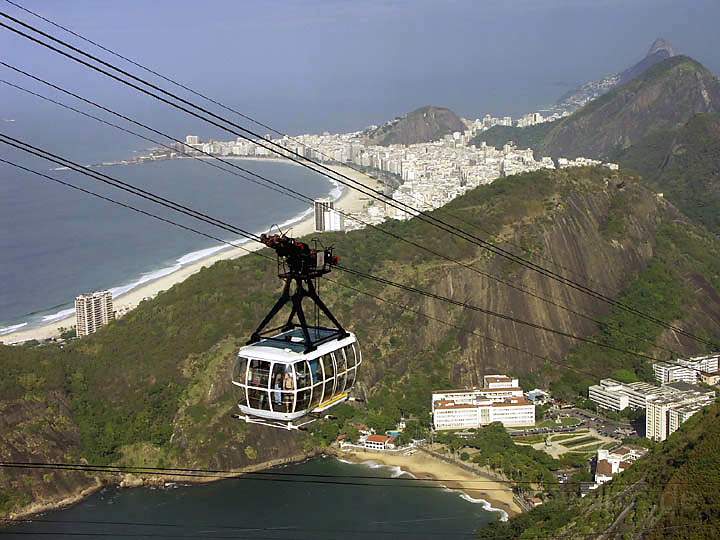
1;163;378;345
339;448;522;518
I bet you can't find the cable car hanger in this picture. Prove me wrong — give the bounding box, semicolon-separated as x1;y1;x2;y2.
248;232;348;353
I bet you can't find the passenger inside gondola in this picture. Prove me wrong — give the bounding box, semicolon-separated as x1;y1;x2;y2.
283;367;294;412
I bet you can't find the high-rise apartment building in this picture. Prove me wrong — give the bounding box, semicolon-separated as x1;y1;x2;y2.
314;198;333;231
313;198;343;232
75;290;115;337
645;387;715;441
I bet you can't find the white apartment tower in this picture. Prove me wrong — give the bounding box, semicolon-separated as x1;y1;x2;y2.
313;197;343;232
75;290;115;337
645;390;714;442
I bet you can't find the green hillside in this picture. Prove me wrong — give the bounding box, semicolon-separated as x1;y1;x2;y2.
470;56;720;162
539;56;720;159
616;113;720;235
3;166;720;518
477;400;720;539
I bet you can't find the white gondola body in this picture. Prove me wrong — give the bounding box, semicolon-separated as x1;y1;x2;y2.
232;328;361;423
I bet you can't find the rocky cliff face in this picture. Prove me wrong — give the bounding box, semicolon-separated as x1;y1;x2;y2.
541;56;720;159
364;105;466;146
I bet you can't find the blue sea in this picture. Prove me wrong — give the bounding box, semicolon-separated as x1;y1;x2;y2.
3;457;502;539
0;154;337;333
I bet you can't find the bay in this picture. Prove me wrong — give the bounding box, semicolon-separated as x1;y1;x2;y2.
0;157;334;329
4;457;500;539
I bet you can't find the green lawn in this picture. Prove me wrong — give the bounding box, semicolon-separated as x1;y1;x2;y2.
563;436;599;448
514;435;547;444
568;442;604;453
548;430;589;442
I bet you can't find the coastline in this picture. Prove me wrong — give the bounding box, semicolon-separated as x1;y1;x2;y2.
1;163;378;345
5;450;320;523
334;447;521;519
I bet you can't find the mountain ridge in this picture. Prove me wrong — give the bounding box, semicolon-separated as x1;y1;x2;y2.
540;55;720;159
554;37;677;113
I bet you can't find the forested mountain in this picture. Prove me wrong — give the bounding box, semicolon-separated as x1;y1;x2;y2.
616;113;720;235
3;166;720;517
364;105;465;146
617;38;676;86
540;56;720;159
472;55;720;160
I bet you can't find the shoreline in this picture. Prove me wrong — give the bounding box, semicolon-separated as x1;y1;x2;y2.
334;447;521;519
4;450;320;523
1;163;378;345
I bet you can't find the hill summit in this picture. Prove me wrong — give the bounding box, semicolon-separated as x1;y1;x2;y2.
541;55;720;159
617;37;676;86
364;105;465;146
554;37;678;113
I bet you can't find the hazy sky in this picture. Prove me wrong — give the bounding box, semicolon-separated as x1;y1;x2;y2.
1;0;719;136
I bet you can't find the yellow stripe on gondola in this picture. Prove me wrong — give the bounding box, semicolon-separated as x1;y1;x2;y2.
315;391;349;411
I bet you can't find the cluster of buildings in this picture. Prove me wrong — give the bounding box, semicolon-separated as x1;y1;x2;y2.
653;354;719;385
592;445;647;487
74;290;115;337
588;354;718;441
465;111;569;134
431;375;535;430
175;126;617;232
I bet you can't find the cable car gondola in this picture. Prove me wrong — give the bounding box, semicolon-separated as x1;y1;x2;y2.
232;233;362;430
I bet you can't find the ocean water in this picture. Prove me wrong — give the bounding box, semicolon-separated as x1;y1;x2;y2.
0;157;336;331
3;457;501;539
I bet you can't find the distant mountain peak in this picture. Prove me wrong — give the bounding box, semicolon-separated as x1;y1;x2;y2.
553;38;678;114
364;105;465;146
647;37;675;58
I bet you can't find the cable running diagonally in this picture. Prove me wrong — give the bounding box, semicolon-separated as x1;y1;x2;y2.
0;13;713;348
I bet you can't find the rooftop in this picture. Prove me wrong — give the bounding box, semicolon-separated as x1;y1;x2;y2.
238;327;355;360
366;434;393;444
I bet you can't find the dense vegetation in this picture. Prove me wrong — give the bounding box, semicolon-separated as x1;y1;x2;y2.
469;122;552;152
617;113;720;235
476;401;720;539
437;424;561;488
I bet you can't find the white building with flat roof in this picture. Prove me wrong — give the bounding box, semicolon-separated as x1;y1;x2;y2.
432;375;534;430
483;374;519;388
433;396;535;430
646;388;715;442
589;380;630;411
588;378;687;412
75;290;114;337
653;355;719;385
